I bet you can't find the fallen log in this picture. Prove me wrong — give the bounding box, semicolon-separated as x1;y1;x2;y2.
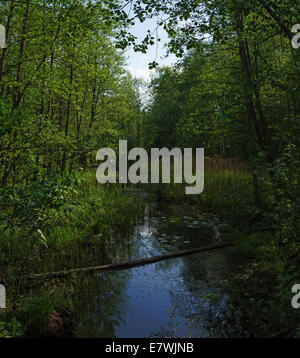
25;241;234;280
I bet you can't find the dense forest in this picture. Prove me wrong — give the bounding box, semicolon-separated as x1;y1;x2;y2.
0;0;299;338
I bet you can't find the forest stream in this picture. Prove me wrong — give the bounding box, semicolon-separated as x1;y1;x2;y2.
73;189;236;338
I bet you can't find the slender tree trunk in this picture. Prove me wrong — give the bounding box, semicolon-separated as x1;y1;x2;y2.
62;65;73;171
13;0;30;110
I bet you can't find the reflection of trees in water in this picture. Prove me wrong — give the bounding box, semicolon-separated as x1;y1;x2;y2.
73;230;140;338
142;252;231;338
73;197;233;338
74;270;132;338
164;251;231;337
133;200;231;338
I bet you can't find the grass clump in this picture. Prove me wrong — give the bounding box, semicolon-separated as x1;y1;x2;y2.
153;157;253;218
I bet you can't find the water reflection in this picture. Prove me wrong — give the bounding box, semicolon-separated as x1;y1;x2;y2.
74;191;233;338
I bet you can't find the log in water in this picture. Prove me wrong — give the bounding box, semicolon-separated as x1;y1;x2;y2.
25;241;234;280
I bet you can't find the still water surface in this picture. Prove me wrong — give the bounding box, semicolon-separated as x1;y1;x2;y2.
74;191;234;338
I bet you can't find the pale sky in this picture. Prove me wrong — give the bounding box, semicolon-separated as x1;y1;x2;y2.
125;17;178;81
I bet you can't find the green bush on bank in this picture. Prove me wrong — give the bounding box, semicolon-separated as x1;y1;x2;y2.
0;171;143;337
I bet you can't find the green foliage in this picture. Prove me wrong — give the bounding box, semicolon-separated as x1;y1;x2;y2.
0;318;23;338
0;0;141;186
237;232;281;268
152;158;254;218
0;172;142;337
132;0;300;337
0;0;299;338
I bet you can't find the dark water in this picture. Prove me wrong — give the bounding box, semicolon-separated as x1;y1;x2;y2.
74;190;234;338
